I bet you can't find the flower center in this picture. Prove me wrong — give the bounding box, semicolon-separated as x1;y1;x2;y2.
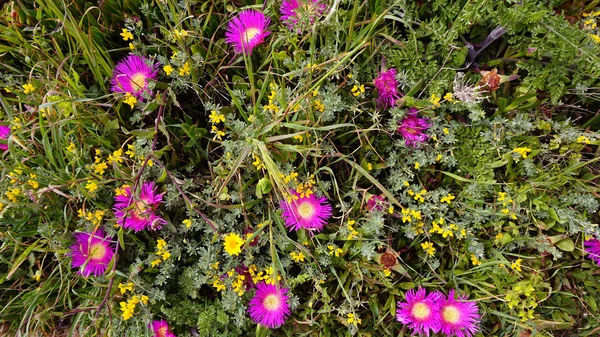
130;73;147;91
243;28;261;43
297;202;315;219
132;200;149;218
411;302;430;320
263;294;281;311
405;127;417;134
157;326;168;337
442;305;461;324
89;243;107;260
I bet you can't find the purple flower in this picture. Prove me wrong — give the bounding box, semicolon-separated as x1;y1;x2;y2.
366;194;387;212
248;282;291;329
111;55;158;98
373;68;402;108
225;10;271;55
149;320;176;337
396;288;442;336
397;112;430;147
70;230;115;277
585;238;600;266
279;190;332;232
113;182;167;232
438;289;481;337
280;0;326;33
0;125;10;151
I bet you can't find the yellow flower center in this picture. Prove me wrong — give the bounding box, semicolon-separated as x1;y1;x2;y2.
297;202;315;219
89;243;107;260
243;28;260;43
132;200;149;219
443;305;461;324
263;294;281;311
130;73;147;91
157;326;168;337
411;302;430;320
405;127;417;134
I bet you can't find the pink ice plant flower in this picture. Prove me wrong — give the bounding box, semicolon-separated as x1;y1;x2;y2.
0;125;10;151
225;10;271;55
397;109;431;147
248;282;291;329
70;230;115;277
366;194;388;212
373;68;402;108
279;190;332;232
280;0;326;33
584;237;600;266
396;288;442;336
111;55;158;98
113;182;167;232
149;319;176;337
438;289;481;337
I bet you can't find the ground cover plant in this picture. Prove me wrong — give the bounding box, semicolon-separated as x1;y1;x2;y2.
1;0;600;336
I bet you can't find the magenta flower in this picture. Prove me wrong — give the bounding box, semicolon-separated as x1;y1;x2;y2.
248;282;291;329
373;68;402;108
279;190;332;232
396;288;441;336
111;55;157;98
397;111;430;147
113;182;167;232
149;320;176;337
585;238;600;266
225;10;271;55
0;125;10;151
438;289;481;337
366;194;387;212
69;230;115;277
280;0;326;33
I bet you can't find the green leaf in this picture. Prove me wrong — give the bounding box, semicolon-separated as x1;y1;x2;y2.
556;238;575;252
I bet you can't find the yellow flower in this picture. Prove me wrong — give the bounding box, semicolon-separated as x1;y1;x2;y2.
590;34;600;43
140;295;149;305
118;282;135;294
66;142;76;153
313;100;325;112
512;147;532;159
388;206;394;214
367;162;373;171
511;258;523;272
22;83;35;94
27;179;39;189
33;270;42;282
161;251;171;260
150;259;162;267
440;194;456;204
179;62;191;76
414;162;420;170
290;251;305;263
429;93;441;107
209;110;226;124
85;181;98;193
174;29;188;38
471;254;482;266
123;93;137;109
383;269;392;277
498;192;506;202
212;279;226;292
163;65;174;76
129;43;135;51
93;161;108;175
346;313;362;326
211;125;225;140
577;135;591;144
183;219;192;228
443;92;455;102
120;28;134;41
223;233;244;256
351;84;365;97
157;239;167;251
420;241;436;257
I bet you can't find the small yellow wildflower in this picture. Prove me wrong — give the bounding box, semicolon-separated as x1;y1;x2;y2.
512;147;532;159
443;128;450;135
179;61;191;76
421;241;436;257
367;162;373;171
183;219;192;228
351;84;365;97
429;93;441;106
163;65;174;76
383;269;392;277
150;259;162;267
33;270;42;282
140;295;149;305
440;194;456;204
590;34;600;43
511;258;523;272
93;161;108;175
577;135;591;144
118;282;135;294
27;179;39;189
174;29;188;38
388;206;395;214
414;162;420;170
290;251;305;263
212;279;226;292
120;28;134;41
498;192;506;202
443;92;455;102
346;313;362;326
161;251;171;260
211;125;225;140
22;83;35;94
209;110;226;124
66;142;76;153
313;100;325;112
85;181;98;193
223;233;244;256
471;254;482;266
123;93;137;109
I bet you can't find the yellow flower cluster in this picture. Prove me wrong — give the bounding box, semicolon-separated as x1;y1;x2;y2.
231;272;246;296
5;187;21;203
497;192;517;219
77;208;106;226
512;147;532;159
443;92;455;103
407;189;426;203
351;84;365;97
347;220;359;240
346;313;362;326
249;265;281;285
400;208;421;223
429;218;461;239
120;294;148;320
118;282;135;294
264;89;280;113
440;193;455;204
151;239;171;267
22;83;35;94
421;241;436;257
470;254;482;266
290;251;305;262
505;282;537;321
281;171;299;184
577;135;591;144
313;100;325;112
183;219;192;228
123;93;137;109
328;245;343;257
429;93;441;106
120;28;133;41
179;62;191;76
510;258;523;272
